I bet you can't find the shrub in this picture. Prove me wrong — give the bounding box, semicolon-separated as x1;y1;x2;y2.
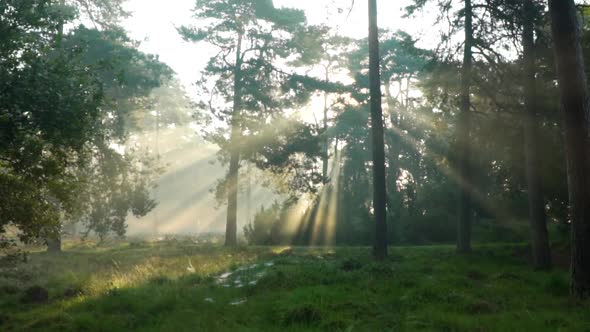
243;202;281;245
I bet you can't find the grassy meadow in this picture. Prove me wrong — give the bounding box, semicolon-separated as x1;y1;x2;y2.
1;241;589;331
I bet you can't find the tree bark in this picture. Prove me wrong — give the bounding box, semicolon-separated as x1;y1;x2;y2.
548;0;590;299
225;33;244;247
368;0;388;260
322;70;330;181
46;237;62;253
456;0;473;254
523;0;551;270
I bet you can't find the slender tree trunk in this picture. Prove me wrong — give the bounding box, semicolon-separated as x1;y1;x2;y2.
523;0;551;270
225;33;244;247
368;0;388;260
548;0;590;299
47;0;67;254
154;98;160;238
456;0;473;254
322;70;330;181
246;163;252;226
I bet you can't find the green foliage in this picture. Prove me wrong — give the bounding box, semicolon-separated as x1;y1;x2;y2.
243;117;324;193
0;0;171;244
0;1;102;241
180;0;327;197
74;149;162;241
126;79;192;132
67;0;130;28
243;203;281;245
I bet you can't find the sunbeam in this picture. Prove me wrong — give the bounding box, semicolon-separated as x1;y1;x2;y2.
387;122;511;222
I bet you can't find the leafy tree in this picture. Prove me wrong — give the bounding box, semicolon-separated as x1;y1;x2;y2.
303;29;353;181
53;26;172;246
0;1;170;250
0;0;103;243
75;149;160;242
179;0;323;246
60;0;129;29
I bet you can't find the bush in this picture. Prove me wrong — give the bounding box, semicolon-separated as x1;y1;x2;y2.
243;202;281;245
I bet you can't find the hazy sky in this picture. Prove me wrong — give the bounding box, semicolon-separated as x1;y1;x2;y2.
122;0;430;93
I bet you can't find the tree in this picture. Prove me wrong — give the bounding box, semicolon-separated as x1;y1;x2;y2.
548;0;590;299
348;30;434;237
312;32;352;182
455;0;474;254
0;0;103;244
54;26;171;245
0;1;169;250
406;0;508;253
75;149;160;242
68;0;129;28
179;0;319;246
368;0;388;259
522;0;551;270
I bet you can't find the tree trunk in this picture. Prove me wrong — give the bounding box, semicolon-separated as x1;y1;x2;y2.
456;0;473;254
523;0;551;270
368;0;388;260
322;74;330;181
548;0;590;299
46;236;61;253
225;33;244;247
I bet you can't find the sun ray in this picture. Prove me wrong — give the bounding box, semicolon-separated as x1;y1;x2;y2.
387;123;511;221
322;149;342;245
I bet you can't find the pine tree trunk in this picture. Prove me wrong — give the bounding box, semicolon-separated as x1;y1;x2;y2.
368;0;388;260
549;0;590;299
523;0;551;270
457;0;473;254
225;33;244;247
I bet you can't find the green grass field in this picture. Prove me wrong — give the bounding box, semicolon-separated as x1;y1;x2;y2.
1;241;589;331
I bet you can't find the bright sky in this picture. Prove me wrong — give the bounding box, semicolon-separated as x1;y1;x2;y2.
122;0;434;94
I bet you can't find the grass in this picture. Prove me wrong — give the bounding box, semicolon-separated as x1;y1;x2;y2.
1;241;589;331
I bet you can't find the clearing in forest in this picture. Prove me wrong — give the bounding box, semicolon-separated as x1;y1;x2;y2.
1;242;589;331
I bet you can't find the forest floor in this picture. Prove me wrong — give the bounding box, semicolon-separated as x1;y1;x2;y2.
0;241;589;331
